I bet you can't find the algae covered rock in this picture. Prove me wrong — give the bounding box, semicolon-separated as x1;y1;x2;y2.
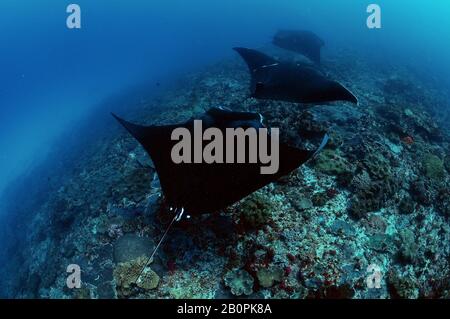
330;219;355;237
348;167;398;219
436;187;450;217
72;285;92;299
113;256;159;297
224;268;254;296
387;271;419;299
312;192;329;207
422;153;445;180
445;154;450;173
348;182;384;219
136;268;160;290
397;229;418;263
256;266;284;288
368;234;395;253
113;234;154;263
112;167;153;203
50;197;76;230
311;283;355;299
363;152;391;180
409;179;433;205
314;149;353;176
239;193;273;229
292;196;313;211
398;196;415;214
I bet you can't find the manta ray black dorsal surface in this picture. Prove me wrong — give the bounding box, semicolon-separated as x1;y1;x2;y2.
112;108;327;215
234;47;358;105
273;30;325;64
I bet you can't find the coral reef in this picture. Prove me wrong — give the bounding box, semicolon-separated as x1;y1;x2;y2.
113;234;154;263
113;257;160;297
223;269;254;296
387;271;419;299
313;149;353;177
422;154;445;180
256;266;284;288
1;48;450;300
238;193;274;230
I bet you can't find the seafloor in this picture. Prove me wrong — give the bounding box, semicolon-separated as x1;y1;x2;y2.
1;49;450;299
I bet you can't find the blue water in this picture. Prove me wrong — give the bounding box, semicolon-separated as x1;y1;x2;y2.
0;0;450;298
1;1;450;199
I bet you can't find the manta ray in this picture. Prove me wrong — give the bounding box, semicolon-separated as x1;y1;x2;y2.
112;108;328;280
273;30;325;64
113;107;328;218
234;47;358;105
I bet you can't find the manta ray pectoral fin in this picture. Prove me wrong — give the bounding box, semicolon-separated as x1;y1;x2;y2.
279;132;329;177
111;113;168;158
112;109;327;216
112;113;150;144
340;85;359;105
233;47;278;72
253;82;265;97
328;83;359;105
206;107;260;123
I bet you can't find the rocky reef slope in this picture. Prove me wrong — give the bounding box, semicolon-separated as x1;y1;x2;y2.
2;50;450;299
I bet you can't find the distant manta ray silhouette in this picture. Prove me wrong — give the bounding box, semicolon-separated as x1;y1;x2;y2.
112;107;328;282
234;47;358;105
273;30;325;64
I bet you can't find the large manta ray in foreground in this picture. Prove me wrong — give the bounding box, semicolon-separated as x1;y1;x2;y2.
113;108;329;282
234;47;358;105
113;108;328;217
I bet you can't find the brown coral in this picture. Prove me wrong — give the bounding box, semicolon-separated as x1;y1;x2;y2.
113;256;159;297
